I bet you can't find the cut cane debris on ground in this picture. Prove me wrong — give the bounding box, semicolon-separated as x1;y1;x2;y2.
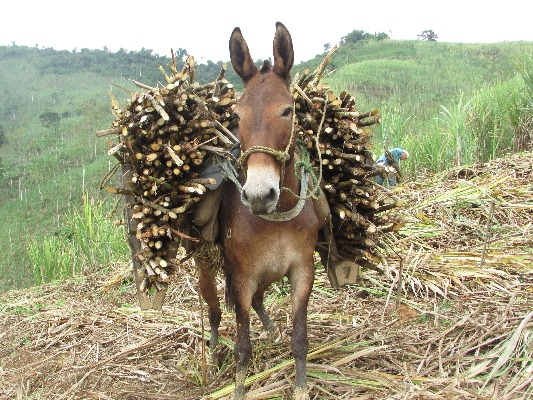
1;152;531;399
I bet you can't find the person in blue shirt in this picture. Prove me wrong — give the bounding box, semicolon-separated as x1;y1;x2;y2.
375;148;409;187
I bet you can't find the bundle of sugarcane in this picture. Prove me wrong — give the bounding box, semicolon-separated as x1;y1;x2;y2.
97;54;239;288
293;46;404;270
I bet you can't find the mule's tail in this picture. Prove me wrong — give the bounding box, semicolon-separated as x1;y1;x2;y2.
224;272;235;312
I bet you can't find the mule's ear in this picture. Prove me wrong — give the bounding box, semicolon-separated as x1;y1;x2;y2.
272;21;294;81
229;27;258;84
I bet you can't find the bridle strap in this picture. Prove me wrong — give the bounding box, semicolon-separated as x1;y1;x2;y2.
221;90;326;221
237;102;298;171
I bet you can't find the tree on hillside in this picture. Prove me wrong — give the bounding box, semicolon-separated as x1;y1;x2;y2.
418;30;438;41
172;48;188;61
341;30;390;45
375;32;390;41
39;111;61;131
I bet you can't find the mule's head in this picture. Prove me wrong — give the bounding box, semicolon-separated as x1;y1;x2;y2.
229;22;295;215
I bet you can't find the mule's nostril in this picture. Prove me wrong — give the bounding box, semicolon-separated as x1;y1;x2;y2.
267;187;277;202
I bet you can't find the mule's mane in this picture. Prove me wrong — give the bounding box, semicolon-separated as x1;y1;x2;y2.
260;60;272;74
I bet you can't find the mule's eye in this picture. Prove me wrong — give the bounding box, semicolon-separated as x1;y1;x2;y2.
282;106;293;117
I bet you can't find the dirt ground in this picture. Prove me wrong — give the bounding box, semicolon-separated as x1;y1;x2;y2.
1;153;532;400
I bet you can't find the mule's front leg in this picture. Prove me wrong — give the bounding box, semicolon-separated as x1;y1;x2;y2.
291;272;314;400
233;300;252;399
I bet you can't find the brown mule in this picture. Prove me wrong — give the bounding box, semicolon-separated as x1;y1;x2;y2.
195;22;319;399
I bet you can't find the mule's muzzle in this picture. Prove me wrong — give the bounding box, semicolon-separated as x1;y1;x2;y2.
241;166;280;215
241;185;279;215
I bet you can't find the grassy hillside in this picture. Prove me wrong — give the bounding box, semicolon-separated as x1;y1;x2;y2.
0;40;531;290
300;39;530;114
0;60;115;289
301;40;532;173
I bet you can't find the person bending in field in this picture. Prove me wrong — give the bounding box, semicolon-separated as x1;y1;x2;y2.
375;148;409;188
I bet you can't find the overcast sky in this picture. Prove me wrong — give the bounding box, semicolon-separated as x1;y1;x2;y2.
2;0;532;64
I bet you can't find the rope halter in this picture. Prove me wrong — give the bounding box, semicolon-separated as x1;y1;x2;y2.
222;88;327;221
237;101;298;185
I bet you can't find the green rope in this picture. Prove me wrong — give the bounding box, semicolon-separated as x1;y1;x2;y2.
293;140;320;200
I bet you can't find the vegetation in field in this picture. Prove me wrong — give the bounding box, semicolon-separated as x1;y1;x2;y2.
0;38;532;290
1;150;531;398
0;34;531;400
28;192;129;285
323;41;533;175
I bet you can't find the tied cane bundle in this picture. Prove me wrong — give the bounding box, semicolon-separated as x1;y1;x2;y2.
98;47;403;291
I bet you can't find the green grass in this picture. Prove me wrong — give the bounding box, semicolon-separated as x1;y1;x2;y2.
0;60;125;289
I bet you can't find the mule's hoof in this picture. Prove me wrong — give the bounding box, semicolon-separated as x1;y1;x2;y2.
207;365;218;381
293;388;310;400
258;324;279;343
233;384;246;400
258;331;270;340
207;352;220;377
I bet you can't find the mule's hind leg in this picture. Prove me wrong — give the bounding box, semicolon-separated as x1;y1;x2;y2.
196;259;222;371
